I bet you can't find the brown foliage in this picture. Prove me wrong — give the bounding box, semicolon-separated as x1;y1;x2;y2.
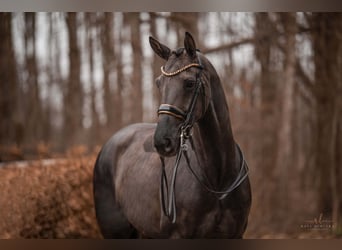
0;155;101;239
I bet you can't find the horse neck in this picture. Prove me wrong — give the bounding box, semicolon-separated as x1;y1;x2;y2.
193;70;238;189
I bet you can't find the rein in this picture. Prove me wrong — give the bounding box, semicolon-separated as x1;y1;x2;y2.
160;131;249;224
158;54;249;223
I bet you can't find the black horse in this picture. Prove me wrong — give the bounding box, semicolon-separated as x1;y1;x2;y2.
93;32;251;238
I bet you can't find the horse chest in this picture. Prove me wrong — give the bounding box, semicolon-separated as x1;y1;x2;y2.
150;162;236;237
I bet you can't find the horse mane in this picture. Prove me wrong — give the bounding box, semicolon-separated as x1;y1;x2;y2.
199;53;234;140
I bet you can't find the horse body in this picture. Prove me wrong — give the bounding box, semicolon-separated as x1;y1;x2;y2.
93;32;251;238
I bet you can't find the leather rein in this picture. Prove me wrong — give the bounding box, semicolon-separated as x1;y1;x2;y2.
157;54;249;223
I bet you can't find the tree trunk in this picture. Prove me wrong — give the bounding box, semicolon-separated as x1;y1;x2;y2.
170;13;200;45
113;13;123;131
24;13;43;145
85;13;100;146
127;13;143;123
254;13;278;174
253;13;278;227
41;13;55;144
254;13;277;117
274;12;297;224
334;104;342;234
321;13;342;234
101;13;116;130
149;13;162;109
0;13;21;146
65;13;83;146
311;13;342;219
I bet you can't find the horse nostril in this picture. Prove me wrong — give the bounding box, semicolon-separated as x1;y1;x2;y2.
164;138;171;148
163;138;174;153
154;136;174;155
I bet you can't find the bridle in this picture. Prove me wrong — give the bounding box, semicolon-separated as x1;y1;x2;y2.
157;52;249;223
158;60;204;129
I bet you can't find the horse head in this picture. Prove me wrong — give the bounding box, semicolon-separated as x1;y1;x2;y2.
149;32;212;157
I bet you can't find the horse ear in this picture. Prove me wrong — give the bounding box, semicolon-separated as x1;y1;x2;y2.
149;36;171;61
184;32;197;58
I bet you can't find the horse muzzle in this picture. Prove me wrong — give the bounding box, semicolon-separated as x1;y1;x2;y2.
154;116;181;157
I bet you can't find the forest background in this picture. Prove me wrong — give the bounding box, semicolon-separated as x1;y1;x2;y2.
0;12;341;238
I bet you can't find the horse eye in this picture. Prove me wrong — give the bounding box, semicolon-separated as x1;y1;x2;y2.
184;80;196;89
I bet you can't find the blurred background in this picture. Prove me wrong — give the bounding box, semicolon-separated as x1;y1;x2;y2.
0;12;341;238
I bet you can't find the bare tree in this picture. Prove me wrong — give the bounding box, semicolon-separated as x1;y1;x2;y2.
334;16;342;232
100;13;116;130
310;13;337;214
23;13;43;144
149;13;162;107
85;13;100;145
113;14;124;131
254;12;279;168
127;13;143;123
252;12;279;228
274;12;297;224
0;13;21;146
170;13;200;45
309;13;342;231
64;13;83;146
335;95;342;233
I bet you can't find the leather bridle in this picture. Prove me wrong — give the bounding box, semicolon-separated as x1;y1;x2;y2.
157;60;204;128
157;53;249;223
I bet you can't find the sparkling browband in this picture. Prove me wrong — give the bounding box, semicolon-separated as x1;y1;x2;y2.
161;63;201;77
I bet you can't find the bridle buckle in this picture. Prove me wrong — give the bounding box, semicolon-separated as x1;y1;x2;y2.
180;129;190;151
